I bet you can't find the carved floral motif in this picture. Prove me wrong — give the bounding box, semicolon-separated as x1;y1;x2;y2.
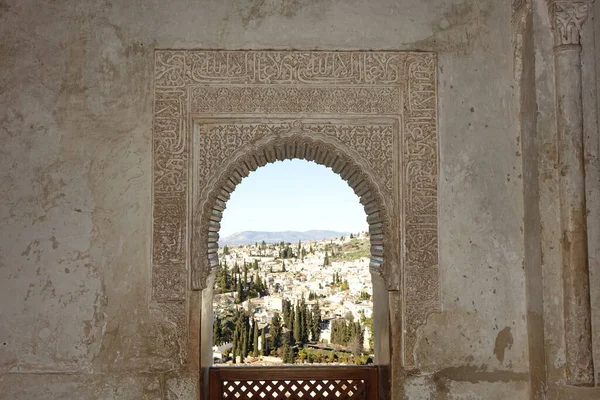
548;1;591;46
195;122;394;195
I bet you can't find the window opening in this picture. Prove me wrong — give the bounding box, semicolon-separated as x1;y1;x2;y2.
211;159;374;366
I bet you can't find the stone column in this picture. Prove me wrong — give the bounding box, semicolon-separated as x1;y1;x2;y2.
547;0;595;386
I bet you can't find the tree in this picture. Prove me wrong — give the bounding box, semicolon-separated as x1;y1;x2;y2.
282;299;293;327
261;240;267;256
252;320;259;357
311;302;322;342
241;327;248;361
348;335;363;356
213;317;223;345
282;341;294;364
323;251;330;267
232;326;238;364
223;245;230;255
300;299;309;344
293;303;302;344
341;280;350;291
270;312;283;350
344;311;355;322
261;328;267;356
236;278;244;303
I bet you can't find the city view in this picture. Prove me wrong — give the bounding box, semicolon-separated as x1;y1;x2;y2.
212;159;372;366
212;232;374;366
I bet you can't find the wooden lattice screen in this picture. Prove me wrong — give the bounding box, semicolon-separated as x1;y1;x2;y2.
209;366;379;400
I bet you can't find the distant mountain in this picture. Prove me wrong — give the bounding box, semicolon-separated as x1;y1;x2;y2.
219;230;351;246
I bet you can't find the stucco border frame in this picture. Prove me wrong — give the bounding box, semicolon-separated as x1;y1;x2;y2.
151;50;439;367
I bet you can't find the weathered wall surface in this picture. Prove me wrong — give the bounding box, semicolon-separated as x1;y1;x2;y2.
0;0;597;399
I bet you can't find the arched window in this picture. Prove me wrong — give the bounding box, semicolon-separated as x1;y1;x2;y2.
211;160;373;366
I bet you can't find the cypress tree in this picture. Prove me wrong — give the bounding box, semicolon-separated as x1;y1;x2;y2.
271;312;283;350
252;321;259;357
301;299;309;344
282;299;291;327
236;278;243;303
213;317;223;345
261;328;267;356
293;303;302;344
241;330;248;362
232;328;238;364
282;341;293;364
311;302;322;342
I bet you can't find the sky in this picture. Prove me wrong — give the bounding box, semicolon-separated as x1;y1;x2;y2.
219;159;368;237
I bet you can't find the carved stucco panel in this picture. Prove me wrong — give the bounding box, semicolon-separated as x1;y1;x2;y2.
195;121;395;196
402;54;439;367
156;51;405;86
191;121;394;294
547;0;591;46
152;50;439;368
190;86;400;115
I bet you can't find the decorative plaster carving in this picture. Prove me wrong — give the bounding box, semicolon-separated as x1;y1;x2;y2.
152;266;186;302
512;0;532;79
190;86;400;115
154;301;188;366
191;122;393;293
156;51;404;86
547;0;591;46
152;50;438;368
195;121;394;197
402;54;439;366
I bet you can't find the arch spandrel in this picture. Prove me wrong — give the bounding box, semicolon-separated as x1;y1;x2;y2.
190;121;394;292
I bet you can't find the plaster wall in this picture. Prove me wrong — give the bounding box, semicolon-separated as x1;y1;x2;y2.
0;0;595;399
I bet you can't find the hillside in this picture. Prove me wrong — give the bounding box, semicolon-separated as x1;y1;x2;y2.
219;230;351;246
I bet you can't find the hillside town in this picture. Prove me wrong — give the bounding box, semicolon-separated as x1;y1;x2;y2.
212;232;374;366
